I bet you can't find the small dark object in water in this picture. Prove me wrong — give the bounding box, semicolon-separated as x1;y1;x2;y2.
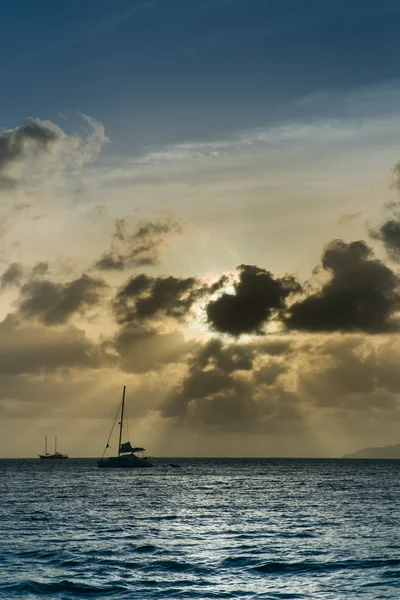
169;463;180;468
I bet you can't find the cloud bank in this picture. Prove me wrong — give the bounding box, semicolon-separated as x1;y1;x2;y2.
2;113;400;458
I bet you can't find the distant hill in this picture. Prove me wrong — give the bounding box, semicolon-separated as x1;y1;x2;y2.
343;443;400;459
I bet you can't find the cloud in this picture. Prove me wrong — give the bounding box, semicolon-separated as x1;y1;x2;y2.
286;239;400;333
95;216;183;271
368;161;400;261
257;339;293;356
337;212;362;226
0;263;24;290
112;273;213;326
297;336;400;413
0;322;105;375
130;114;400;168
160;334;400;440
0;115;107;190
194;338;260;373
162;339;255;420
0;261;50;293
0;120;59;189
16;273;108;325
107;271;226;374
206;264;301;336
370;219;400;262
162;338;302;434
112;325;193;373
30;262;50;279
390;160;400;190
298;337;377;404
0;370;115;422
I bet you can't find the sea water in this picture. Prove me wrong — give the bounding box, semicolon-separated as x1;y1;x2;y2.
0;458;398;599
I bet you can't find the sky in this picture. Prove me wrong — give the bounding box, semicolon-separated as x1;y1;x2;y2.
2;0;400;457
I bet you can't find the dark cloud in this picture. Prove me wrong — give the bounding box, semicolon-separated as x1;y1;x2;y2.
164;375;302;435
95;216;183;271
0;263;23;290
181;388;258;432
30;262;49;279
0;261;49;293
109;272;228;372
390;161;400;190
0;313;19;331
113;273;211;325
286;240;400;333
206;264;301;336
17;274;108;325
0;120;59;188
370;219;400;262
161;338;300;434
193;338;255;373
162;339;255;421
368;161;400;261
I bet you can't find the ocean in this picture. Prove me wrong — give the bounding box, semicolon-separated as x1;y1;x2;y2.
0;458;398;599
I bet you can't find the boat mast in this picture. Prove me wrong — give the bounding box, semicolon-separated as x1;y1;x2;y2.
118;386;126;458
45;435;47;455
55;435;57;454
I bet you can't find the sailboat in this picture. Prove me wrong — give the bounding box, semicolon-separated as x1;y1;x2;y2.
97;385;153;469
39;435;68;460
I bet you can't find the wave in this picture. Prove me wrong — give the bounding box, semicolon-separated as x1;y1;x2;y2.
0;579;127;596
145;560;209;575
252;558;400;575
135;544;159;553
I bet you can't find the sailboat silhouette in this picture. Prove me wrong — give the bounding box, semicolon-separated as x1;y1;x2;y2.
39;435;68;459
97;386;153;468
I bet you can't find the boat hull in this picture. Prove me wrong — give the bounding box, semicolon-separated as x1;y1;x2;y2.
39;454;68;460
97;456;153;468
